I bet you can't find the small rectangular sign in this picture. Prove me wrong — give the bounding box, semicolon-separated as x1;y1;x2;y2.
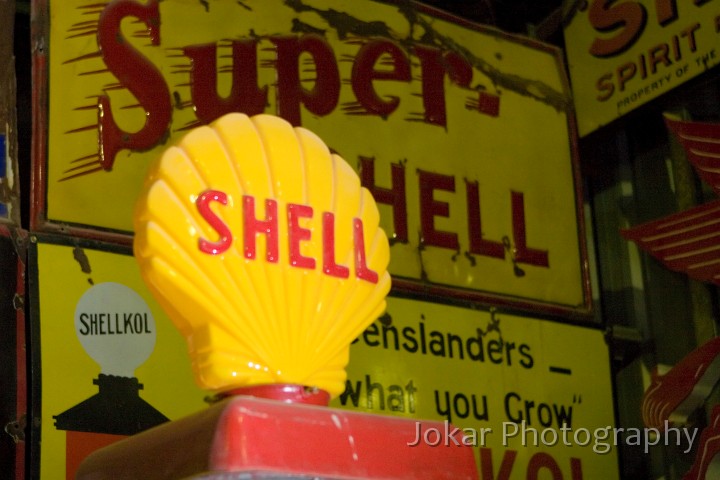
564;0;720;136
38;0;588;314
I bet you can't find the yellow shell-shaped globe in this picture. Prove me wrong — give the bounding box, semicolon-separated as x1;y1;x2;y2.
133;113;391;398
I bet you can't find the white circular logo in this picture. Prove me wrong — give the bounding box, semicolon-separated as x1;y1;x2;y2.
74;282;157;377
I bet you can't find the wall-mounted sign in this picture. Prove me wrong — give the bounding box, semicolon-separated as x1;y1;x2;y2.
37;0;588;314
30;239;206;479
331;297;620;479
27;237;611;479
564;0;720;136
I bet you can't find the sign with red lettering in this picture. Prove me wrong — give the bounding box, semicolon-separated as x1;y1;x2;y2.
333;298;620;479
36;0;588;315
564;0;720;136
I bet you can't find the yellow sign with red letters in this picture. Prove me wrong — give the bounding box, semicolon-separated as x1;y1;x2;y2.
35;239;617;479
564;0;720;136
332;298;619;479
44;0;586;311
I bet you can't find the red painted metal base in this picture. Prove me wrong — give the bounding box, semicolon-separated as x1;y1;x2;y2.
222;383;330;406
76;388;478;479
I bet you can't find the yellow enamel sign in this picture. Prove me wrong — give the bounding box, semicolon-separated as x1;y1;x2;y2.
34;240;207;479
564;0;720;136
45;0;586;311
333;298;619;478
34;239;617;478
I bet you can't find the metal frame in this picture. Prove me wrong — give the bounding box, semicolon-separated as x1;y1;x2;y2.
0;226;28;480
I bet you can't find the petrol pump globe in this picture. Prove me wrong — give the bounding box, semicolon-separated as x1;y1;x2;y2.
78;113;478;480
133;113;391;398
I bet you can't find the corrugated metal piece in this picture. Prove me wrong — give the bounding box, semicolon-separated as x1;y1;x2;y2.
665;115;720;195
623;115;720;286
622;200;720;285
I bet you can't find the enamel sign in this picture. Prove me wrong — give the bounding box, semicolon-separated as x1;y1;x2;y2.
39;0;588;313
564;0;720;136
32;239;616;478
31;240;207;478
332;298;620;479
